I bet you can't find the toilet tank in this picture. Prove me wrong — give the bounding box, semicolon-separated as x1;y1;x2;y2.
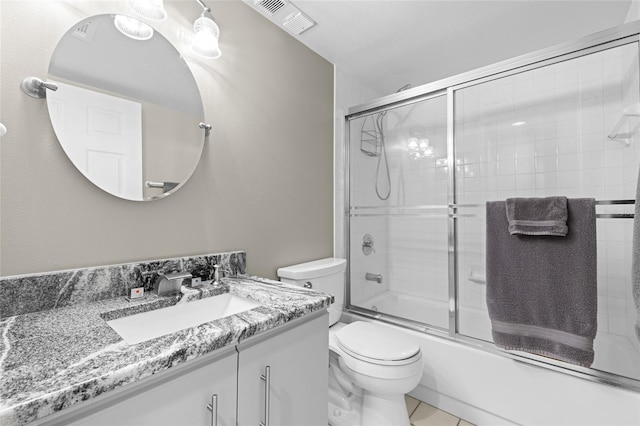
277;258;346;326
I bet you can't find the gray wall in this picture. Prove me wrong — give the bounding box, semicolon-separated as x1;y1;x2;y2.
0;0;334;279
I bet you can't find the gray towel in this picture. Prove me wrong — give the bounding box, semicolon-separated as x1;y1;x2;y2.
486;198;597;367
505;196;568;236
633;167;640;341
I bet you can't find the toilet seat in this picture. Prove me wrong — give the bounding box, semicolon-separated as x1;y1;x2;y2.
335;321;420;366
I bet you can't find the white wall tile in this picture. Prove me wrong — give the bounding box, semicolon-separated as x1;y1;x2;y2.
453;43;640;359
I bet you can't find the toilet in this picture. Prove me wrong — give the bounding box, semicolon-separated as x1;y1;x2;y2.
277;258;423;426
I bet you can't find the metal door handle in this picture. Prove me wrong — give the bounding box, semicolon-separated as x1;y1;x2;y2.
259;366;271;426
206;394;219;426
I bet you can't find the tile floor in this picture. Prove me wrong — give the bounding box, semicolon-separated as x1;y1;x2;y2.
405;395;474;426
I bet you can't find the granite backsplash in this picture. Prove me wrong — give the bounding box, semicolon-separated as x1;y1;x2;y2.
0;251;246;319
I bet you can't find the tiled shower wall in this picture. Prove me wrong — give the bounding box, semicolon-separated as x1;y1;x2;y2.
349;116;390;305
349;97;449;328
385;97;449;328
349;216;389;305
454;42;640;378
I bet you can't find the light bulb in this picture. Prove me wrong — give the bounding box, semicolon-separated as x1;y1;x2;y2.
114;15;154;40
419;138;429;149
193;15;222;58
407;137;418;150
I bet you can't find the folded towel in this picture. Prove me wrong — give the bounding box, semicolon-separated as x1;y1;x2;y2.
633;168;640;341
505;196;568;236
486;198;597;367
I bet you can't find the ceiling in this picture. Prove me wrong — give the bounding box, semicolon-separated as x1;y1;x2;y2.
247;0;632;96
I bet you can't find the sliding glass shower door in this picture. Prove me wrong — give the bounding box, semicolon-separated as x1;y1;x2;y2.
345;25;640;390
454;41;640;381
347;94;449;329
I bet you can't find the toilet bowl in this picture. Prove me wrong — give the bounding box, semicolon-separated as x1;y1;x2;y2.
328;321;423;426
278;258;423;426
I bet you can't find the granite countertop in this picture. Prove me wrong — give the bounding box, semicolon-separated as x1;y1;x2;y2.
0;276;333;425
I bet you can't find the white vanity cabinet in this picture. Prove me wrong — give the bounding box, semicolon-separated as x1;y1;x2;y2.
45;347;238;426
237;312;329;426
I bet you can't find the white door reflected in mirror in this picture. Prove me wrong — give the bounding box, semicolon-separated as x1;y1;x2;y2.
46;14;205;201
48;82;143;200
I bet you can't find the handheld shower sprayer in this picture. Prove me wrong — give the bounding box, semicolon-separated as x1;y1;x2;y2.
369;83;412;201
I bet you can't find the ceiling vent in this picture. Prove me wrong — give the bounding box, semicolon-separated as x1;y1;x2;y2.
282;11;315;35
254;0;287;16
247;0;316;36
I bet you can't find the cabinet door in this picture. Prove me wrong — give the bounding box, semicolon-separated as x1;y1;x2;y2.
56;350;237;426
237;312;329;426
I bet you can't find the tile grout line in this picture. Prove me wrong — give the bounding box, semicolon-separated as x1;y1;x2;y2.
408;402;420;418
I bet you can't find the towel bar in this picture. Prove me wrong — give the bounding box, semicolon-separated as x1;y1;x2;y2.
448;200;636;219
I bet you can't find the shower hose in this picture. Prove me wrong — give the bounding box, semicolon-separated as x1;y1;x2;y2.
375;111;391;201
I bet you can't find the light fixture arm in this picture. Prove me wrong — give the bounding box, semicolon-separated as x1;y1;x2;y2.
192;0;221;59
196;0;211;14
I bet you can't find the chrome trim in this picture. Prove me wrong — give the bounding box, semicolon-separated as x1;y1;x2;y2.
199;122;212;137
347;90;447;121
447;87;457;337
347;306;449;336
449;200;636;207
350;213;448;218
350;204;448;218
344;115;352;309
365;272;383;283
259;366;271;426
347;21;640;116
351;205;448;211
206;394;218;426
597;214;634;219
448;214;477;219
449;200;636;219
145;181;164;189
450;35;637;92
20;76;58;99
595;199;636;205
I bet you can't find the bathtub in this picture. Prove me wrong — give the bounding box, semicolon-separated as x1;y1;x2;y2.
358;290;449;329
341;310;640;426
357;291;640;382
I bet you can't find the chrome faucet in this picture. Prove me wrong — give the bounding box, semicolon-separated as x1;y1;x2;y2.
154;271;192;296
365;272;383;283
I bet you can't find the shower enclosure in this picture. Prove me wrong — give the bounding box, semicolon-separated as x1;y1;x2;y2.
345;22;640;391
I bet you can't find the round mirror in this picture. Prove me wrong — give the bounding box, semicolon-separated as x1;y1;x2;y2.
46;14;205;201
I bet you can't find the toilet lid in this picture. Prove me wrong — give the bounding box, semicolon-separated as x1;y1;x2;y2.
335;322;420;363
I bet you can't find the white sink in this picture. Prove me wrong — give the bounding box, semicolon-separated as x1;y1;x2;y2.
107;293;262;345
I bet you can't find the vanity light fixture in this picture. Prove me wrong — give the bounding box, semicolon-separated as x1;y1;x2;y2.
127;0;167;21
114;15;154;41
192;0;222;59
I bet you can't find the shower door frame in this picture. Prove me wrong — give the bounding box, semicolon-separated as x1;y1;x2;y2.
344;21;640;393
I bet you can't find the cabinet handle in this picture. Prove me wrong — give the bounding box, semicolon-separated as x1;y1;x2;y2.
206;394;219;426
259;366;271;426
